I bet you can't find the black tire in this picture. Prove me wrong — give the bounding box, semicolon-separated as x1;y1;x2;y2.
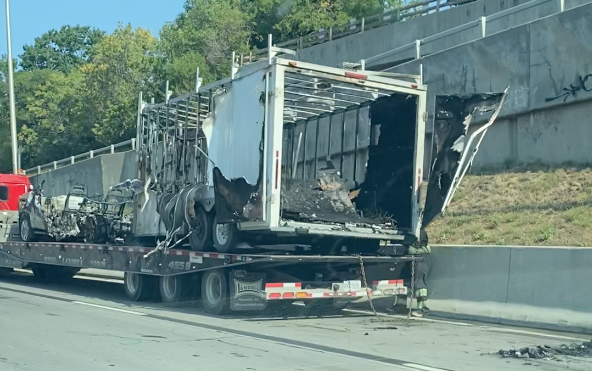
188;207;213;251
19;216;36;242
0;267;14;277
201;269;229;315
159;274;185;304
124;272;158;302
212;217;240;253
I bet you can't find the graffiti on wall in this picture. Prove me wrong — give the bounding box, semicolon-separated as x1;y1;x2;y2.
501;86;536;114
545;74;592;102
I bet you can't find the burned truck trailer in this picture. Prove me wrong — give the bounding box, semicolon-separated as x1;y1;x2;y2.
135;56;507;254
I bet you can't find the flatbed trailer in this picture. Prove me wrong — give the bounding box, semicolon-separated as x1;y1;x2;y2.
0;240;414;315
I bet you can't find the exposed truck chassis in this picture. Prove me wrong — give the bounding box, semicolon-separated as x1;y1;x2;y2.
19;183;134;244
0;240;416;315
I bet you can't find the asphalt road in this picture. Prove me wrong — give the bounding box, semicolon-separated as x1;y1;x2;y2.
0;271;590;371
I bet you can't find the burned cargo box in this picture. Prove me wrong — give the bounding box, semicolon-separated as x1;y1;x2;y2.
281;89;418;230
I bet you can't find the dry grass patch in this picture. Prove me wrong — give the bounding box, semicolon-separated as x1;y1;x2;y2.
428;164;592;246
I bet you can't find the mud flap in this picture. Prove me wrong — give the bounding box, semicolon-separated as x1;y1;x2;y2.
422;90;508;228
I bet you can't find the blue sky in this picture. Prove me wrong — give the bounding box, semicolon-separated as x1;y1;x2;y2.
0;0;186;60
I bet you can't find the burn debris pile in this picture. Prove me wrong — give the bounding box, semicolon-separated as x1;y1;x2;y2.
281;169;392;225
498;340;592;359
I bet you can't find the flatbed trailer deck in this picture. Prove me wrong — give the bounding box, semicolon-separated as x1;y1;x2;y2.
0;241;414;314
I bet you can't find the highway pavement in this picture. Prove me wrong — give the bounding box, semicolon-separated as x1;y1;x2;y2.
0;270;590;371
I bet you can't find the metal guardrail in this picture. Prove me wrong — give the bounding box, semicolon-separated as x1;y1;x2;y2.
363;0;563;66
24;139;136;176
240;0;476;63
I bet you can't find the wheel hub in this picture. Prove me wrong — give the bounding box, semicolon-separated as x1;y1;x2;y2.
162;276;177;298
215;224;229;244
205;274;222;304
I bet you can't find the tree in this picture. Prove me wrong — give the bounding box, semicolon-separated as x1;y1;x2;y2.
0;56;13;173
163;51;214;95
81;24;160;144
15;69;91;168
160;0;253;79
20;25;105;74
246;0;401;44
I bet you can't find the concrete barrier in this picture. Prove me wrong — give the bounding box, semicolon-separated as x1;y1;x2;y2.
31;151;137;197
429;245;592;333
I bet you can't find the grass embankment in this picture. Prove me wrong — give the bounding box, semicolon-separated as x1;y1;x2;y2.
428;164;592;246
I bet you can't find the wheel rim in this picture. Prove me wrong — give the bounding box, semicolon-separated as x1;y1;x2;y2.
162;276;177;299
215;224;229;245
125;273;140;294
21;220;30;241
205;273;222;305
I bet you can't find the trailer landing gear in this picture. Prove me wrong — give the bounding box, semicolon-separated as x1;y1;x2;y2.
124;272;158;301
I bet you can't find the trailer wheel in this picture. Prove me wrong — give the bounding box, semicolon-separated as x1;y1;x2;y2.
212;217;239;253
19;217;35;242
124;272;157;302
188;207;213;251
159;275;186;303
201;269;229;315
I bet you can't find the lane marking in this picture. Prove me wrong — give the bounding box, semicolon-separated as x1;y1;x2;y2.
403;363;449;371
72;301;147;316
345;309;585;341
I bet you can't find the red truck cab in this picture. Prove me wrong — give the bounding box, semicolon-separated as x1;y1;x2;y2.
0;174;31;242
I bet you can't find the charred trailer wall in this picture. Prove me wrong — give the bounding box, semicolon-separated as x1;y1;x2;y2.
357;94;417;230
281;92;418;229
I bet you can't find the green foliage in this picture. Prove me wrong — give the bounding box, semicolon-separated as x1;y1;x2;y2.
20;25;105;73
81;24;161;144
245;0;400;44
160;0;252;79
163;51;215;95
17;69;90;166
0;56;13;173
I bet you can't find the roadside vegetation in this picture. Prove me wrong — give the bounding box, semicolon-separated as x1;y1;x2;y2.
428;164;592;246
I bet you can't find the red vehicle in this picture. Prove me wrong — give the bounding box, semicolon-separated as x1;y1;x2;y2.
0;174;31;242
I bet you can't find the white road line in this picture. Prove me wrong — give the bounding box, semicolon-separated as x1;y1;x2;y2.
403;363;448;371
72;301;147;316
482;326;584;341
344;309;585;341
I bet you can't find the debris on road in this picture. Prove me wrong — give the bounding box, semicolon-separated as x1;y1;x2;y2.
498;340;592;359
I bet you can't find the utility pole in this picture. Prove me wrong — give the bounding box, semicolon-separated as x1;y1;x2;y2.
5;0;18;173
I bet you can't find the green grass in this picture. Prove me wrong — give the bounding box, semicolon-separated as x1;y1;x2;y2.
428;164;592;246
